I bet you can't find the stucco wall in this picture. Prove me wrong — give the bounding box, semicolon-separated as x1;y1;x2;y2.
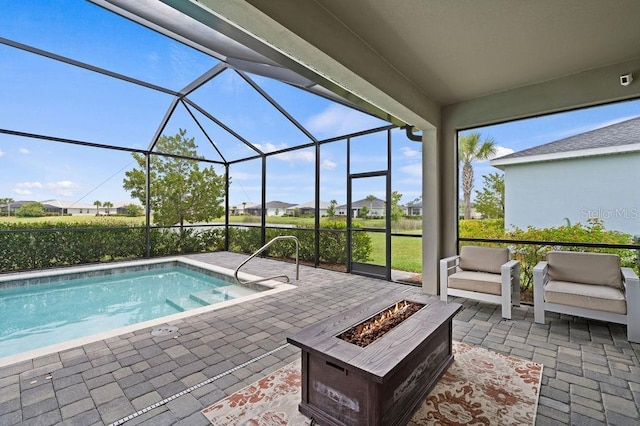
503;153;640;235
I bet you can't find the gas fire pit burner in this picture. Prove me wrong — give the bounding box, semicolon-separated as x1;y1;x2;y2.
287;291;461;426
338;300;425;348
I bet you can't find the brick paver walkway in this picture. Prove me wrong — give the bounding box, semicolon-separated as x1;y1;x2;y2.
0;252;638;425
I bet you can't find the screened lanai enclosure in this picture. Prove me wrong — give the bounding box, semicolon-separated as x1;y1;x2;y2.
0;1;424;281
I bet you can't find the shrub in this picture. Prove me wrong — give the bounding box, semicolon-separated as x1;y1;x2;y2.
15;202;45;217
226;221;372;266
459;219;505;240
507;218;635;289
0;222;225;273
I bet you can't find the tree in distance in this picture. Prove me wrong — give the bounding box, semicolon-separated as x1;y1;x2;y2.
123;203;144;217
474;172;504;219
93;200;102;216
326;199;337;218
123;129;225;235
0;197;14;216
103;201;113;216
390;190;404;222
15;202;45;218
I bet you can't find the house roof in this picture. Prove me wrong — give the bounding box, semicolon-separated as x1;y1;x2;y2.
39;199;141;209
405;200;423;208
247;201;296;209
41;199;96;209
336;197;385;209
287;201;331;210
492;116;640;167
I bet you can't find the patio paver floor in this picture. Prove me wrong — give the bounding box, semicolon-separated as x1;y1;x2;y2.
0;252;638;425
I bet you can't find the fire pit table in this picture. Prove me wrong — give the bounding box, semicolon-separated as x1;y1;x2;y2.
287;290;462;426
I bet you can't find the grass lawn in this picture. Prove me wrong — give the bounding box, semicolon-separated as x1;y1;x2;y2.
367;231;422;272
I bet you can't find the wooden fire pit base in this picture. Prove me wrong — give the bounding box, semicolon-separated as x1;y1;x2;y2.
287;291;461;426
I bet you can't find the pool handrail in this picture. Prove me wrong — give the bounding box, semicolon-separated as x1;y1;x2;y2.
234;235;300;285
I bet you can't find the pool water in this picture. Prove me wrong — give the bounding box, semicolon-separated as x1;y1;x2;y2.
0;266;258;358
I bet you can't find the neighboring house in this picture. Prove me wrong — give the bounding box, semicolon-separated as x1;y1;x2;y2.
404;200;422;216
0;200;35;216
336;197;386;218
491;116;640;235
246;201;295;216
285;201;330;217
42;199;97;215
0;200;143;216
231;202;258;215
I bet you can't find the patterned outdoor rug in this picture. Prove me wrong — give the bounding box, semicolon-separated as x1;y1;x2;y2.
202;342;543;425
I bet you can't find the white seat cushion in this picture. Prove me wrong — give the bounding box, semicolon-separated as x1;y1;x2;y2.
448;271;502;295
544;280;626;314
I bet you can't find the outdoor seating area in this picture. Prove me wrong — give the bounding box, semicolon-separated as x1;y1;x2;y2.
2;3;640;425
0;253;638;425
440;245;521;319
534;251;640;344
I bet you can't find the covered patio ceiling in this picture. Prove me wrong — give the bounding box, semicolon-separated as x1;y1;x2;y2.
97;0;640;130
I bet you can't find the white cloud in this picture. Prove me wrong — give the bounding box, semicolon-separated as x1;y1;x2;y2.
321;159;337;170
45;181;80;197
401;146;420;158
16;181;43;188
0;149;4;157
277;150;314;162
253;142;314;163
46;181;78;190
306;104;383;137
14;181;80;197
400;164;422;177
254;142;283;153
489;145;515;160
19;148;29;154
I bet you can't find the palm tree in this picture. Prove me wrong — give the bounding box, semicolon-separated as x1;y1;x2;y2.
93;200;102;216
103;201;113;216
459;132;496;220
365;194;377;218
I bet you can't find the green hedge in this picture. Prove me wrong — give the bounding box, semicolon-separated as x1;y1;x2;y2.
1;220;372;273
0;222;224;273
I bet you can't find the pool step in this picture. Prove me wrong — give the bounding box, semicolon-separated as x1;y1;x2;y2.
190;285;257;305
165;295;208;312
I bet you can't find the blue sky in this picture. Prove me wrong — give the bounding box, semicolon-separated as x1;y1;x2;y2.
1;1;639;209
465;101;640;189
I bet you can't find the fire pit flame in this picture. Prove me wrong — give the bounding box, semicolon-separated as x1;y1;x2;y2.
356;301;409;338
338;300;425;347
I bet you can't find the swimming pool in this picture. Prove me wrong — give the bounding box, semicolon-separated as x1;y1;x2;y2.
0;257;294;363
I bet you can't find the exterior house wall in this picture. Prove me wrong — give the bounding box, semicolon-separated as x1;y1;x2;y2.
266;208;285;216
336;207;385;217
503;152;640;235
